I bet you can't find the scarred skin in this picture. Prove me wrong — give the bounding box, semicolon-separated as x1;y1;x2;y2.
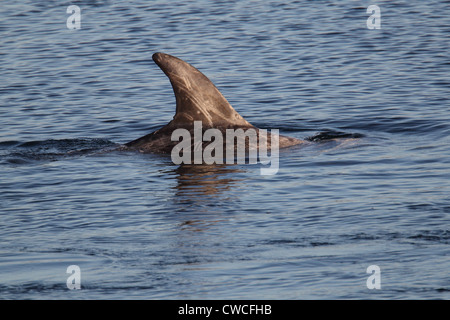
125;53;304;154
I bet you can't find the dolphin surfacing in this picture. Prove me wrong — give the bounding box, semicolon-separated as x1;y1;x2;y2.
125;53;304;154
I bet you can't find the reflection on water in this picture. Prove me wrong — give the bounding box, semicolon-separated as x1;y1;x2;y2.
161;163;247;232
172;163;245;198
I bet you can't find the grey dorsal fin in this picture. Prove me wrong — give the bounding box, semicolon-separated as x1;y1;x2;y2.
152;53;252;128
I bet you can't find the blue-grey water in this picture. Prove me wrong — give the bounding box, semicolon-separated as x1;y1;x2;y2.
1;0;449;299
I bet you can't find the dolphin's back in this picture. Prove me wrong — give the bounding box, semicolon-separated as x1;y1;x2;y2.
125;53;303;153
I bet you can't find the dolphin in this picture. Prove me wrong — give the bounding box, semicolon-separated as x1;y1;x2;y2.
125;53;304;154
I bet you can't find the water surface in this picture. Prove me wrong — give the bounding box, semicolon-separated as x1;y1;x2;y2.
0;0;449;299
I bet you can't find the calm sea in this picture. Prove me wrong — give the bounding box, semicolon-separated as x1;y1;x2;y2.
0;0;449;299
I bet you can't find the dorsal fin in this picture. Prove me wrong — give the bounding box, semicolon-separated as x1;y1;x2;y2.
152;53;252;128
